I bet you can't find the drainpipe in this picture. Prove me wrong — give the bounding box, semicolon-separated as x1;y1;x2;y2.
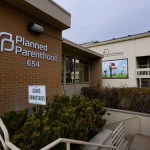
139;78;141;87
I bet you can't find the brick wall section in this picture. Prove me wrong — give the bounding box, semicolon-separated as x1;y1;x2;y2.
90;57;102;87
0;0;62;114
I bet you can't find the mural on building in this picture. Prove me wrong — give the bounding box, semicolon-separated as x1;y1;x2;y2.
102;59;128;79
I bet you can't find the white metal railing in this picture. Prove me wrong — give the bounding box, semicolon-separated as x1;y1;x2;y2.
0;117;116;150
106;115;140;133
0;118;20;150
112;122;124;150
0;114;141;150
40;138;116;150
105;115;140;150
136;68;150;78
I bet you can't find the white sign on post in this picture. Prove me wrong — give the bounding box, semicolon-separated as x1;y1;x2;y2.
28;85;46;105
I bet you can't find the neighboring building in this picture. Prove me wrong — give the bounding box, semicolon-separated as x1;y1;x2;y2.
82;32;150;88
0;0;102;114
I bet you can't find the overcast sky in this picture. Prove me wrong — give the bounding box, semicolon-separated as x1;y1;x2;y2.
54;0;150;44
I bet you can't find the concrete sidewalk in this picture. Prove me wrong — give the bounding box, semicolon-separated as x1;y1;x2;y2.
129;134;150;150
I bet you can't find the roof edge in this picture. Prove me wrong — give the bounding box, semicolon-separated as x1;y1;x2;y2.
63;38;103;58
82;31;150;48
48;0;71;17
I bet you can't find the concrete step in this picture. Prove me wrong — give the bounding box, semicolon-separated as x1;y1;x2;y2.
83;129;113;150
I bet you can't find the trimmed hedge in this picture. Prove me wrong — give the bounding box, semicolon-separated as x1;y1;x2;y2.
81;87;150;114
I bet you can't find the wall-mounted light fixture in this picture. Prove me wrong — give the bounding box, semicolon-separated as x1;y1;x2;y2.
28;22;44;34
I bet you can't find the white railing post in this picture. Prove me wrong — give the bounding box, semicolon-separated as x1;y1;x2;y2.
6;141;20;150
66;142;70;150
0;118;20;150
112;122;124;149
0;118;9;150
40;138;116;150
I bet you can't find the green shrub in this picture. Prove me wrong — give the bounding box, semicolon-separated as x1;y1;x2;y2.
1;110;28;136
1;95;106;150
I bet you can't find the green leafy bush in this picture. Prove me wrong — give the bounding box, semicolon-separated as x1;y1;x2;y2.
1;95;106;150
1;110;28;136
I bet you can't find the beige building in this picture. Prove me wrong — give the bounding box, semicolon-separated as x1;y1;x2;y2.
82;32;150;88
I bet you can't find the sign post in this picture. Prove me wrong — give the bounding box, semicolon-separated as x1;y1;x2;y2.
28;85;46;113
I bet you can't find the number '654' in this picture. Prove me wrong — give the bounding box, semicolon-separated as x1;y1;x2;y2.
26;60;40;67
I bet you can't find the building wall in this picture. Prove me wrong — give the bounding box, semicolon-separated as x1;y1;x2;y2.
0;1;62;114
88;40;137;87
90;57;102;87
135;36;150;57
105;108;150;137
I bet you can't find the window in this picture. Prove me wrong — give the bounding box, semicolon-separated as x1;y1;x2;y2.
62;56;89;84
62;55;64;83
83;60;89;82
75;60;89;82
75;59;83;82
137;56;150;68
66;57;75;83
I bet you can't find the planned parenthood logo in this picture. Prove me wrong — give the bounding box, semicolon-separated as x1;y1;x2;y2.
0;31;58;63
0;32;14;52
103;49;124;57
